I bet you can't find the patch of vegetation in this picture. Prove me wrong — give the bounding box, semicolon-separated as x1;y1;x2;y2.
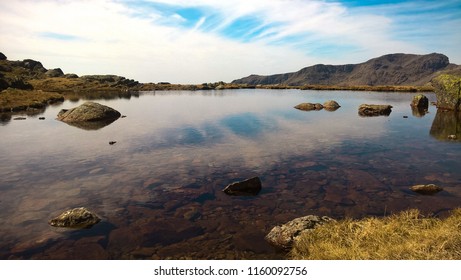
0;88;64;112
291;208;461;260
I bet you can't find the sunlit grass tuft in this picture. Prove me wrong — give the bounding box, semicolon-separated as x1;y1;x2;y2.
291;209;461;260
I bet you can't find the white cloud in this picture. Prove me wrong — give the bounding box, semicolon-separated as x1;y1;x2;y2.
0;0;459;83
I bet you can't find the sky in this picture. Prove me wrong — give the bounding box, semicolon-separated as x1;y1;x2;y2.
0;0;460;84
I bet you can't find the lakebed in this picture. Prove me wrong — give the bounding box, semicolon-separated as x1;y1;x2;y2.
0;89;460;259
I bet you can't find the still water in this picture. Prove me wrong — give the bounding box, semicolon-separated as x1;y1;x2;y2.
0;89;460;259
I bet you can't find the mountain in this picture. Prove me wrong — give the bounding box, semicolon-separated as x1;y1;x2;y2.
232;53;461;86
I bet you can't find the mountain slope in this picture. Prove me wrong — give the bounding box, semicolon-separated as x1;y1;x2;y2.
233;53;461;86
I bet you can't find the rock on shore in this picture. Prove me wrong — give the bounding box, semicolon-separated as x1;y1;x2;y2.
265;215;334;251
432;74;461;111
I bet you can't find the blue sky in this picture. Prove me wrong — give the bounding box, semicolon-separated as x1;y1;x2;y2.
0;0;460;83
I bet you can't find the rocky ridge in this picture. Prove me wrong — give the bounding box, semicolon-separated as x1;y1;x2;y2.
233;53;461;86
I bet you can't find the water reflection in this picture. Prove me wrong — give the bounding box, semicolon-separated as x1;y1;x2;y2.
430;109;461;141
59;118;119;130
0;90;460;260
411;106;428;117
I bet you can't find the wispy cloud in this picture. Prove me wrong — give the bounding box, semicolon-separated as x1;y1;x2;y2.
0;0;459;83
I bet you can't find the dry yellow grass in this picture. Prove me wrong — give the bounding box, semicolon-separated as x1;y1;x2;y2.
291;209;461;260
0;88;64;112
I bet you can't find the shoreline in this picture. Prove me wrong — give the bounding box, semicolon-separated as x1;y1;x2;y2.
0;82;434;113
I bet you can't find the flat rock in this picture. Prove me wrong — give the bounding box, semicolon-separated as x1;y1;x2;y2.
410;184;443;195
358;104;393;116
48;207;101;229
222;177;262;196
294;103;323;111
265;215;334;251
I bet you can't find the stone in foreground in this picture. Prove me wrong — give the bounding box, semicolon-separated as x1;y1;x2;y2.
265;215;334;251
222;177;262;196
49;207;101;229
358;104;393;116
410;184;443;195
294;103;323;111
57;101;121;122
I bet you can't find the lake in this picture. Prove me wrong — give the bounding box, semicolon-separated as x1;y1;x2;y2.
0;89;460;259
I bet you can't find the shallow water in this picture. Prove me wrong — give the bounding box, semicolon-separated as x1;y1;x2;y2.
0;89;460;259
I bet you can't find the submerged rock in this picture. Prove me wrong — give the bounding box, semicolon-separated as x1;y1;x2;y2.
432;74;461;111
57;102;121;129
410;94;429;108
358;104;393;116
265;215;334;251
49;207;101;228
294;103;323;111
410;184;443;195
222;177;262;196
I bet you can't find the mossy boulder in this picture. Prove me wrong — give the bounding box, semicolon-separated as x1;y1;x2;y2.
411;94;429;108
431;74;461;111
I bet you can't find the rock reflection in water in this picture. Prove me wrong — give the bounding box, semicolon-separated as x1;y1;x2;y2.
430;109;461;141
0;90;460;260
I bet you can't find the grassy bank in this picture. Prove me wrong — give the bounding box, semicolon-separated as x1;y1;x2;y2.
291;209;461;260
0;88;64;112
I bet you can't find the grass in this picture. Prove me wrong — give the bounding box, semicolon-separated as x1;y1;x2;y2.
0;88;64;112
290;208;461;260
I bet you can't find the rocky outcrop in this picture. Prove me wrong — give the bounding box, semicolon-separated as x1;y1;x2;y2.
233;53;460;86
410;184;443;195
45;68;64;77
222;177;262;196
81;75;139;87
265;215;334;250
0;52;6;60
432;74;461;111
411;94;429;108
294;103;323;111
57;101;121;123
358;104;393;116
49;207;101;228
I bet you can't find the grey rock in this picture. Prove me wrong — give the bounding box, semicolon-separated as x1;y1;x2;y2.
57;101;121;123
0;52;6;60
49;207;101;228
222;177;262;196
265;215;334;251
45;68;64;77
358;104;392;116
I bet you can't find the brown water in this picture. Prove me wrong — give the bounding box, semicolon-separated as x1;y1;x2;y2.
0;89;460;259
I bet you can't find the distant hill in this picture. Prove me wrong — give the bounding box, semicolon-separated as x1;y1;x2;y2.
232;53;461;86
